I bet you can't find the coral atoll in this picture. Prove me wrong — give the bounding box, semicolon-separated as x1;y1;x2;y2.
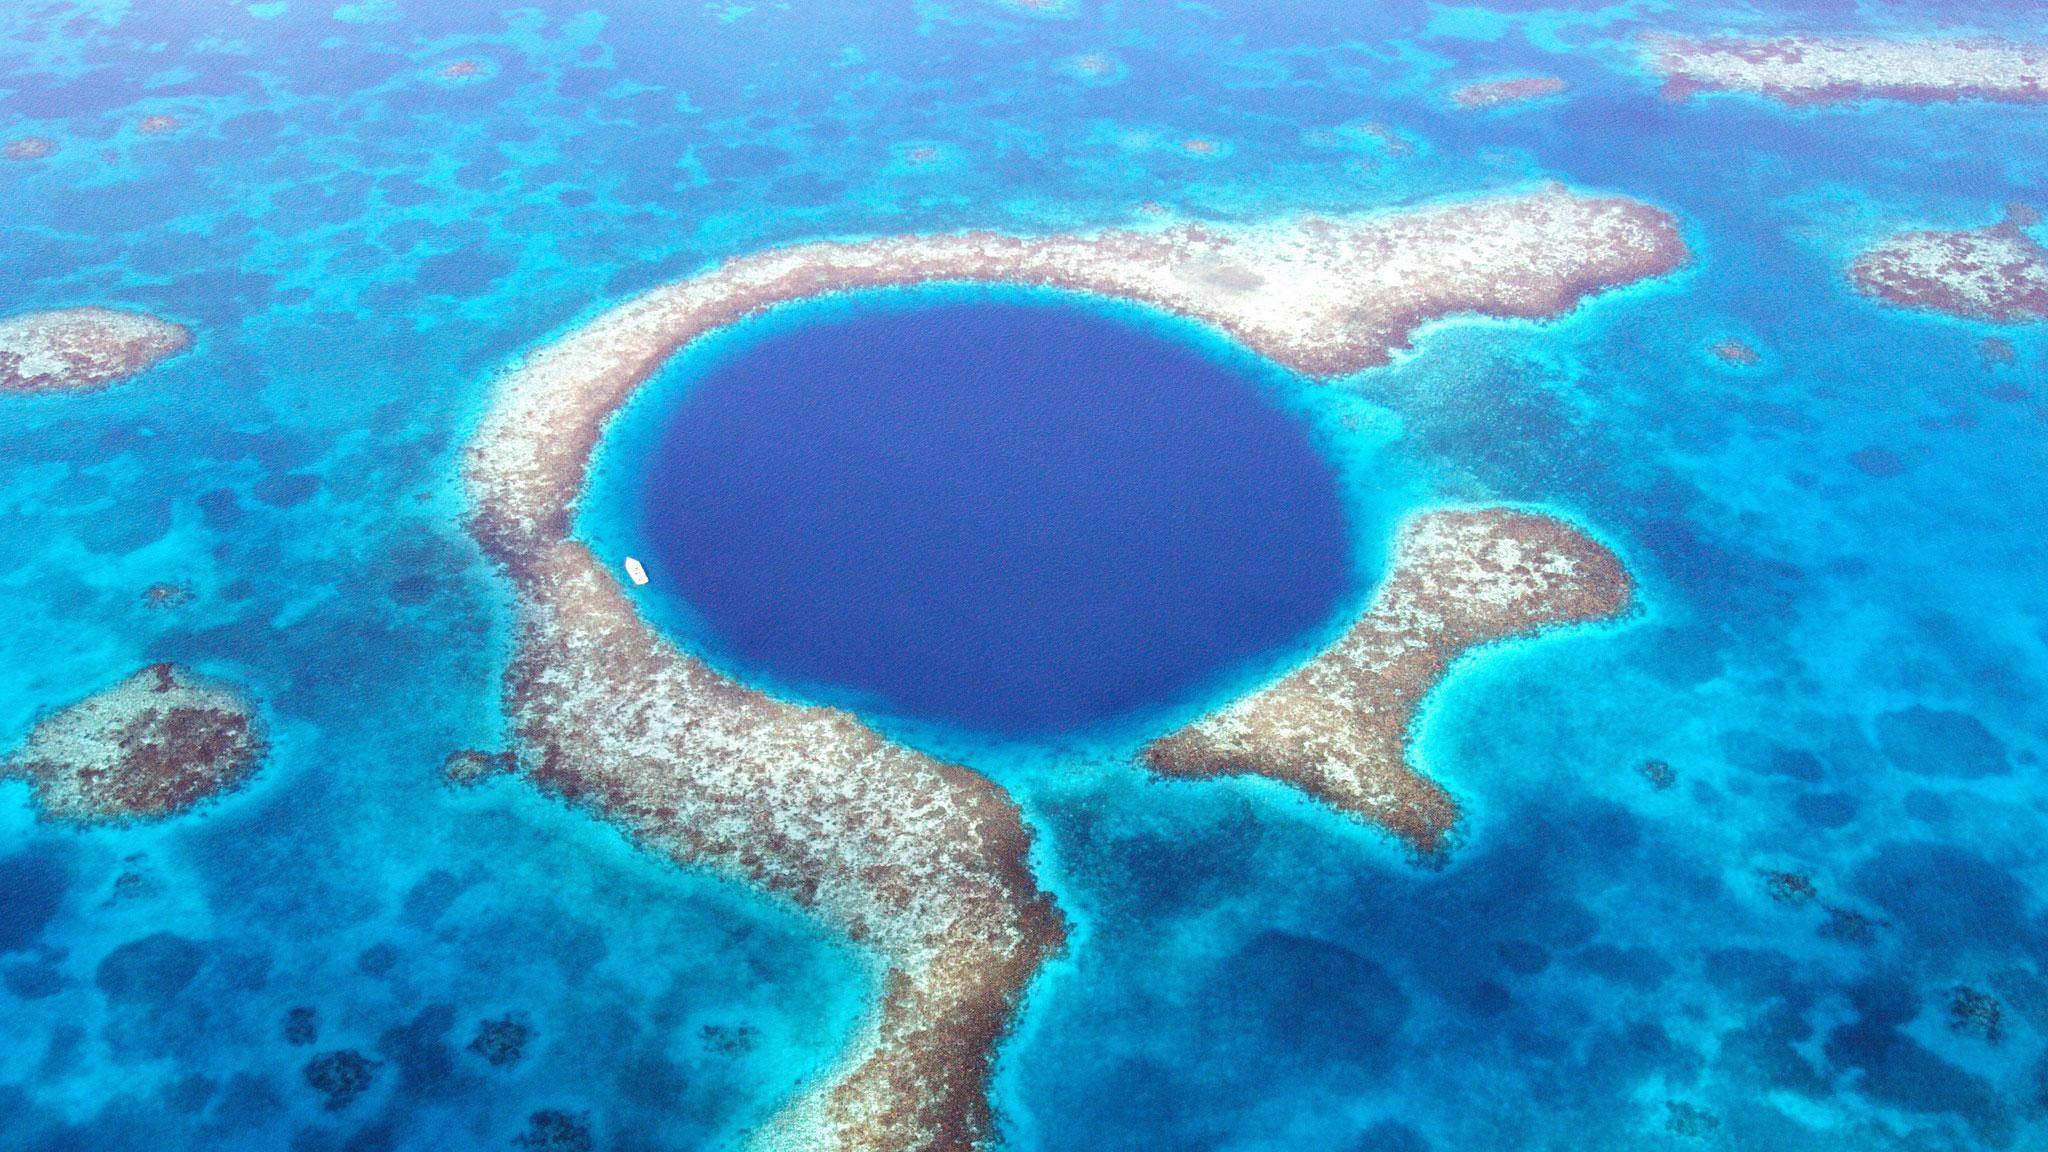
1647;34;2048;106
1143;509;1633;859
466;188;1680;1148
0;307;192;393
3;663;266;826
1848;206;2048;323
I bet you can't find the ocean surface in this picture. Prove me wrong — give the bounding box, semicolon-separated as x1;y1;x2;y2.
3;1;2047;1151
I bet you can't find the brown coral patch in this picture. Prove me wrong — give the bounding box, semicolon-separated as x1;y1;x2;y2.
3;663;266;825
1848;208;2048;324
1143;509;1634;860
5;136;55;161
1709;338;1761;366
1450;76;1569;110
442;748;516;788
0;307;193;393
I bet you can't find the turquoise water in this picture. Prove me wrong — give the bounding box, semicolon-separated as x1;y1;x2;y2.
4;1;2048;1150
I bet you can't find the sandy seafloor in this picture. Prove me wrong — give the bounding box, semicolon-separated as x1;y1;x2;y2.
4;0;2048;1150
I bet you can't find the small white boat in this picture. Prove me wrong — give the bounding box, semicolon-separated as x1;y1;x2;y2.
623;556;649;586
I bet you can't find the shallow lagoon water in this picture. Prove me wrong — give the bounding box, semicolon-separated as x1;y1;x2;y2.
3;1;2048;1151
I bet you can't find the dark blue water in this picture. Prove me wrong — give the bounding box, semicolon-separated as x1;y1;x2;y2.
633;295;1357;738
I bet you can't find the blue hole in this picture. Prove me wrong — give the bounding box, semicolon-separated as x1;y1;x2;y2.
613;287;1363;740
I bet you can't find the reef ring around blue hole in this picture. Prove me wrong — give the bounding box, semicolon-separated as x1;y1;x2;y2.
585;284;1371;742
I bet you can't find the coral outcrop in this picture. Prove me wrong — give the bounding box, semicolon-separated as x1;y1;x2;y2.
1144;509;1633;859
0;307;191;393
4;663;265;826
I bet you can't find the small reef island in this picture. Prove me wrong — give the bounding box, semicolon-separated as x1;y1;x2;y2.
1849;204;2048;323
1646;34;2048;105
0;306;192;393
466;185;1685;1151
3;663;266;826
1145;509;1633;860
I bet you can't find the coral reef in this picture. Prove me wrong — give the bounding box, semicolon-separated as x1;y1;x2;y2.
1664;1100;1720;1138
702;1022;761;1055
442;748;516;788
516;1110;595;1152
1950;986;2005;1042
1708;338;1761;366
142;582;195;610
0;307;192;393
1818;905;1880;945
1637;759;1677;790
3;663;266;826
1980;336;2018;365
1647;35;2048;106
5;136;54;160
1449;76;1568;110
284;1006;318;1047
468;1015;531;1067
303;1049;378;1111
465;189;1679;1148
1143;509;1633;859
1848;206;2048;323
1762;870;1820;906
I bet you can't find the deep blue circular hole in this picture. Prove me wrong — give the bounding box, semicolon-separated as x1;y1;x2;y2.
623;289;1361;740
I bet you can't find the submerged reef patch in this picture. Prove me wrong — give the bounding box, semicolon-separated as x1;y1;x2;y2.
466;188;1678;1150
1646;35;2048;106
1848;206;2048;323
1144;509;1633;859
0;307;192;394
4;136;54;160
3;663;266;826
1448;76;1568;110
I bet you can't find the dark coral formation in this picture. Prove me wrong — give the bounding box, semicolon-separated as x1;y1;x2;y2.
95;932;204;1004
303;1049;378;1111
1636;759;1677;790
468;1015;531;1068
0;307;192;393
1762;870;1819;906
1848;205;2048;323
701;1023;760;1056
3;663;266;826
443;748;516;788
515;1110;595;1152
1818;905;1879;945
1950;986;2005;1042
5;136;54;160
1144;509;1634;858
284;1006;318;1047
141;582;195;609
1664;1100;1720;1138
